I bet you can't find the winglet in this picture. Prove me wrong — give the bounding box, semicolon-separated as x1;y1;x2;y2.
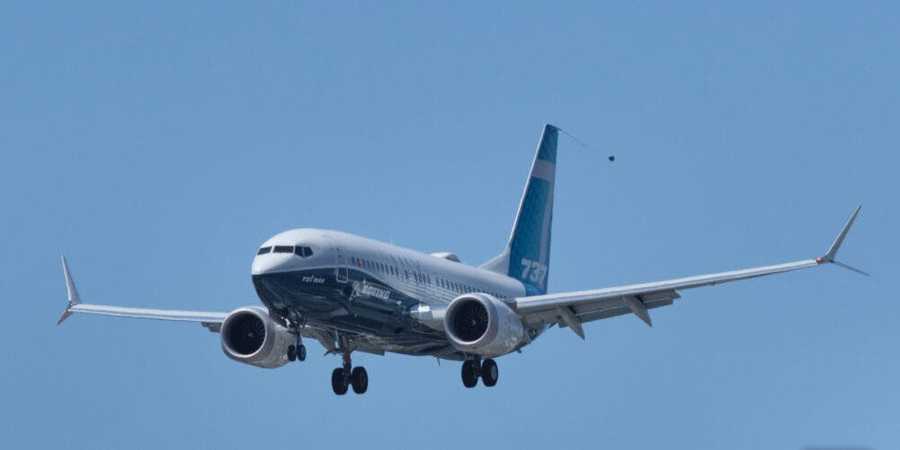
822;205;861;262
817;206;868;276
57;256;81;325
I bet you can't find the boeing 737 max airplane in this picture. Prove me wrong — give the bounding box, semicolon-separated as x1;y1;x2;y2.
57;125;863;395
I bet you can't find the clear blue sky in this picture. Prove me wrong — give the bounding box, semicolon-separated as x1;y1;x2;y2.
1;2;896;449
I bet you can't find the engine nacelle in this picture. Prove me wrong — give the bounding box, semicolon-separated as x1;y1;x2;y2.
443;293;526;357
220;307;294;369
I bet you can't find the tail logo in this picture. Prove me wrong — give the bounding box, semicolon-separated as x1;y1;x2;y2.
520;258;548;289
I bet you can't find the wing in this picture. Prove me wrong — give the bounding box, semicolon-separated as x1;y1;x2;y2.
56;256;229;332
514;207;864;338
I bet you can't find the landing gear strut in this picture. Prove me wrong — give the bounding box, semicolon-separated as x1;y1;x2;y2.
461;358;499;388
331;345;368;395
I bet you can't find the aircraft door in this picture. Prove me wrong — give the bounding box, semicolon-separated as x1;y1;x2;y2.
335;248;349;284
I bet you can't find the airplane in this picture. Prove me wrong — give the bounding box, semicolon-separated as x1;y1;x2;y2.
57;124;864;396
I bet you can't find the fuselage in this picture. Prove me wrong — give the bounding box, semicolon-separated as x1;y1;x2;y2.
251;228;528;356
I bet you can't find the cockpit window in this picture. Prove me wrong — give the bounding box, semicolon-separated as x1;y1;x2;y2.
273;245;294;254
294;246;313;257
257;246;272;255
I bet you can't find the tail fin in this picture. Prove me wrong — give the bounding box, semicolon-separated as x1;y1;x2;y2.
481;124;558;295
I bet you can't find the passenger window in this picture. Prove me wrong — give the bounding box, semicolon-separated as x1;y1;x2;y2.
257;247;272;255
274;245;293;253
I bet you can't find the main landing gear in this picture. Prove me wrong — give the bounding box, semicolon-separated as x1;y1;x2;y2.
331;347;368;395
461;358;499;388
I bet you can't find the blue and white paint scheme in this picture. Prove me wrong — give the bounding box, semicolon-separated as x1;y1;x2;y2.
57;124;864;395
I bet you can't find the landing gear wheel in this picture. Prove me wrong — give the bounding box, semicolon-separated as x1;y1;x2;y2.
481;359;499;387
461;360;480;388
297;344;307;362
287;345;297;362
331;368;349;395
351;367;368;394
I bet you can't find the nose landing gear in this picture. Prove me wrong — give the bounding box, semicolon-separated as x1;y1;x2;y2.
286;335;307;362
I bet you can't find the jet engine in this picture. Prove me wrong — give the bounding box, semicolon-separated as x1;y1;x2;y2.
220;307;295;368
443;293;526;357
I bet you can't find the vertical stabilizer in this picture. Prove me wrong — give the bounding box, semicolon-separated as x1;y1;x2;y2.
481;124;558;295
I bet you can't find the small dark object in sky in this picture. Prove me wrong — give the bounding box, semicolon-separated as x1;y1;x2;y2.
608;155;615;162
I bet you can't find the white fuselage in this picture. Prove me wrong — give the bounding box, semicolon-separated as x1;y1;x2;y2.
249;228;528;356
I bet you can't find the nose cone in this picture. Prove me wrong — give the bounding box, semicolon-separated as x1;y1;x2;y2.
251;253;294;276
